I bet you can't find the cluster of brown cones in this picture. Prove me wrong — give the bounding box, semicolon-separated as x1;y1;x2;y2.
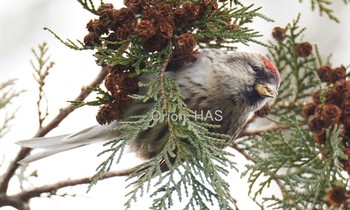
302;65;350;176
82;0;233;124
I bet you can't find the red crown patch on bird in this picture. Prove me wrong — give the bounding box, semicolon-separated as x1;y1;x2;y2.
262;56;280;81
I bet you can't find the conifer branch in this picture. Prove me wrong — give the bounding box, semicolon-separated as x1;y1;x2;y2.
312;0;339;22
43;28;88;50
53;1;273;209
299;0;349;22
0;80;24;110
158;43;173;131
239;14;350;208
6;1;350;209
0;80;23;139
0;66;108;194
267;15;321;117
159;50;172;94
77;0;99;15
31;42;55;128
243;116;349;209
0;112;16;139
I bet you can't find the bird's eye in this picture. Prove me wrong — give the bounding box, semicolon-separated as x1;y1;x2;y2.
251;65;260;72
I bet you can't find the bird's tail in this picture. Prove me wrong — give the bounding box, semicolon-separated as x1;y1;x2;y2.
17;123;118;164
17;137;81;164
17;135;69;149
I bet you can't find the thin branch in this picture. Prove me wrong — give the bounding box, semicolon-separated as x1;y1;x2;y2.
270;101;308;110
0;195;30;210
237;123;291;138
231;142;255;163
19;168;132;201
0;66;108;194
0;168;132;209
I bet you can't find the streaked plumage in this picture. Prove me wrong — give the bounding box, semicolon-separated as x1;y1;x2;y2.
17;49;280;164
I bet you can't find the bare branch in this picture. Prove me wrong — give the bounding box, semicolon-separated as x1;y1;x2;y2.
0;168;131;209
0;66;108;194
231;142;255;163
270;101;308;110
237;123;291;138
18;168;132;201
0;195;30;210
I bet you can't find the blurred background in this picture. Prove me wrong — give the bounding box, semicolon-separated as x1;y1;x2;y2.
0;0;349;209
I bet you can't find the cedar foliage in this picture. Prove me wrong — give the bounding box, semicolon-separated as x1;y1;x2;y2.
1;0;350;209
66;0;350;209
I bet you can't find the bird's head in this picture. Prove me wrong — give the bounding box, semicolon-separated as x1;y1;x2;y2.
209;50;281;112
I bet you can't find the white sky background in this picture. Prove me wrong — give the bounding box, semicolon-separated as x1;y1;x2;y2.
0;0;349;209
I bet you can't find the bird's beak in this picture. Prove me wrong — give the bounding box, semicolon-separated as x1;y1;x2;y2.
255;82;278;98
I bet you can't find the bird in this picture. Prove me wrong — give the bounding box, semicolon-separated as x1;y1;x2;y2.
17;49;281;164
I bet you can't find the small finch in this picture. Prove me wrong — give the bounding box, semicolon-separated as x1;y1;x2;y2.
18;49;281;164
